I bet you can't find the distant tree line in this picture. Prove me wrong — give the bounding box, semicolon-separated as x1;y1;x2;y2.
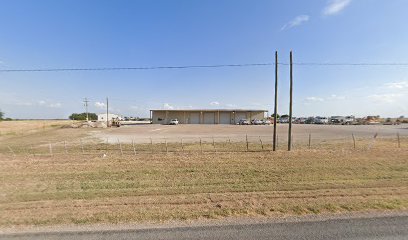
69;113;98;121
0;109;12;121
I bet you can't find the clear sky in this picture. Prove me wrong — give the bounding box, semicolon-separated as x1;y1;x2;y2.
0;0;407;119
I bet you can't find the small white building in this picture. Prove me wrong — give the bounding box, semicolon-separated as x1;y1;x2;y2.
97;113;121;122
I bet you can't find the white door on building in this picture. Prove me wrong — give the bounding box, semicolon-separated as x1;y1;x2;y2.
219;112;231;124
189;113;200;124
203;112;215;124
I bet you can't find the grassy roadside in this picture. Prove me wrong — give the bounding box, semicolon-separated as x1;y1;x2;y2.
0;145;407;226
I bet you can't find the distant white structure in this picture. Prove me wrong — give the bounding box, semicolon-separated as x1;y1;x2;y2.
97;113;121;122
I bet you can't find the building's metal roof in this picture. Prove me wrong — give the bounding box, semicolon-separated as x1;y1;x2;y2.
150;109;268;112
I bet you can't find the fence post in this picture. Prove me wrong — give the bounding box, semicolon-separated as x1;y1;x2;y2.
213;137;216;152
200;137;203;153
118;139;123;156
246;134;249;152
397;132;400;148
308;133;311;149
7;146;16;157
49;142;53;156
352;133;356;150
132;138;136;155
181;138;184;152
259;136;264;151
106;138;109;153
165;138;168;154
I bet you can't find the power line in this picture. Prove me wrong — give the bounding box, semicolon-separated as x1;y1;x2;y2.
1;62;408;73
0;63;273;72
288;62;408;66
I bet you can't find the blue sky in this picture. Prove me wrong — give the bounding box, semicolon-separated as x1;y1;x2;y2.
0;0;407;119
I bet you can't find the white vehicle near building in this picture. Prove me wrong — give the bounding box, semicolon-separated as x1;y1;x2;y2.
344;115;355;125
251;119;263;125
279;117;290;123
330;116;355;125
314;116;329;124
169;119;179;125
97;113;122;122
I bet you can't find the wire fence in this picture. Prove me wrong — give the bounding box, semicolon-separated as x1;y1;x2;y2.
1;132;406;158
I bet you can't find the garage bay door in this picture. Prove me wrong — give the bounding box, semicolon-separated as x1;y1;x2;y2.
203;112;215;124
235;112;247;124
219;112;231;124
189;113;200;124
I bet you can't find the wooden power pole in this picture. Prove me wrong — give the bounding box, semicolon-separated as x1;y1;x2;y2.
273;51;278;151
288;51;293;151
83;97;90;121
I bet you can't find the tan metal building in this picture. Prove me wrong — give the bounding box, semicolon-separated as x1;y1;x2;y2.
150;109;267;124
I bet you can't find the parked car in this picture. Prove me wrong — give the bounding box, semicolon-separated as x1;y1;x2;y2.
305;117;315;124
262;119;272;125
169;119;179;125
238;119;250;125
294;117;307;124
279;117;290;123
314;116;329;124
251;119;263;125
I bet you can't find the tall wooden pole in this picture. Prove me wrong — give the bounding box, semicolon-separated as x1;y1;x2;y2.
288;51;293;151
273;51;278;151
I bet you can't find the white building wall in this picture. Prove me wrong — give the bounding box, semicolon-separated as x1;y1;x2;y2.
97;113;120;122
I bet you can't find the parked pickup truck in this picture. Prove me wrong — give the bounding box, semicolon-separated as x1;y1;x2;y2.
238;119;250;125
169;119;179;125
251;119;263;125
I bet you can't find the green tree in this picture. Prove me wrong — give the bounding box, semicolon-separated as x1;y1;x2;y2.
69;112;97;121
0;110;4;120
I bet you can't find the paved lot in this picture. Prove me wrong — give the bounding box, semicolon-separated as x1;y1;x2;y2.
2;215;407;240
91;123;408;143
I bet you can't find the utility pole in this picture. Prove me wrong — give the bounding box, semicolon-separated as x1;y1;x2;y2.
106;97;109;128
288;51;293;151
83;98;90;121
273;51;278;151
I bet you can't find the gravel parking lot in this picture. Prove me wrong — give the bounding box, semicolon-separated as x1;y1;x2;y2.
91;124;408;143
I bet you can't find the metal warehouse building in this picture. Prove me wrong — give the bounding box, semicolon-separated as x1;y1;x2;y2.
150;109;267;124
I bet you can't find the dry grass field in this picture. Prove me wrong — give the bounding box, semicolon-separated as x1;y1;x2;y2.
0;120;407;227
